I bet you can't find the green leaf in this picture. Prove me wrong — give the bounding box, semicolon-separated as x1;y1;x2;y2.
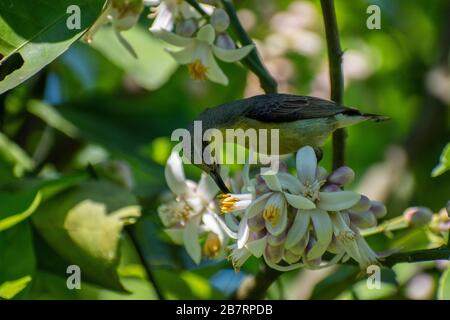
0;0;106;94
0;131;34;177
0;190;41;232
0;221;36;298
432;143;450;177
0;276;32;300
32;181;141;292
27;100;79;138
311;265;359;300
90;25;177;90
438;267;450;300
154;269;224;299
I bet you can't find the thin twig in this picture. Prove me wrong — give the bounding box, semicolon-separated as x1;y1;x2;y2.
320;0;346;170
126;226;165;300
221;0;277;93
232;264;282;300
381;246;450;267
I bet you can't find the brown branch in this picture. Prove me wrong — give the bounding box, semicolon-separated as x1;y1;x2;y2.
320;0;346;170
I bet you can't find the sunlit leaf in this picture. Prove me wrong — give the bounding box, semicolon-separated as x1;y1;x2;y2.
0;276;32;299
32;181;141;292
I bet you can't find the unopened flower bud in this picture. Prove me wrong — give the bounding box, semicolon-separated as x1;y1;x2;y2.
328;166;355;186
284;250;301;264
289;236;308;256
403;206;433;227
349;211;377;229
322;184;341;192
316;166;328;180
210;8;230;32
267;231;286;246
175;18;198;37
215;32;236;50
349;195;371;213
248;216;265;232
327;235;338;254
370;201;387;219
265;244;284;264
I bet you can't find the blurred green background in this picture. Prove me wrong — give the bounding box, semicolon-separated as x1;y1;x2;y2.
0;0;449;300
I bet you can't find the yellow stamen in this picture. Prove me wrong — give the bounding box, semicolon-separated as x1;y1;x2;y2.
263;205;280;226
203;233;221;258
188;59;208;80
218;194;236;214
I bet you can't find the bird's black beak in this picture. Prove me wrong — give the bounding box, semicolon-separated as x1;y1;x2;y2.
210;168;230;194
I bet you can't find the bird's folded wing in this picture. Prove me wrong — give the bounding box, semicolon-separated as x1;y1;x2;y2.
244;95;350;123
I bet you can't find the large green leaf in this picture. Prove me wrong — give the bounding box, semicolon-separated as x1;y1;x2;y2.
0;189;41;232
90;25;177;90
438;267;450;300
0;0;105;94
31;181;141;292
0;221;36;299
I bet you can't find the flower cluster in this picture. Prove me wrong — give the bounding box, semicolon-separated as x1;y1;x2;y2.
158;146;387;272
149;0;254;85
220;146;386;271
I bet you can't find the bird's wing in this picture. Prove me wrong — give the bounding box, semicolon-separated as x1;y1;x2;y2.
243;94;353;123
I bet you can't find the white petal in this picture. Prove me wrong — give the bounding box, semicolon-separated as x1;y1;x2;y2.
198;172;219;201
205;51;228;85
318;191;361;211
245;192;271;218
166;45;195;64
212;44;254;62
284;192;316;210
165;228;183;244
149;3;174;31
202;212;224;241
237;218;250;249
183;220;201;264
196;24;215;44
277;172;303;194
246;236;267;258
285;210;311;249
261;173;282;192
296;146;317;184
152;29;192;46
265;196;287;236
307;209;333;260
165;151;187;195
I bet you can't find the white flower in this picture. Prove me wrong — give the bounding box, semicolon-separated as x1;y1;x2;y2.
149;0;201;32
84;0;145;43
153;24;254;85
158;151;227;263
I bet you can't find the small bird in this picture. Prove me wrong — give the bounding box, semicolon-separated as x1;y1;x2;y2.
187;93;388;193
